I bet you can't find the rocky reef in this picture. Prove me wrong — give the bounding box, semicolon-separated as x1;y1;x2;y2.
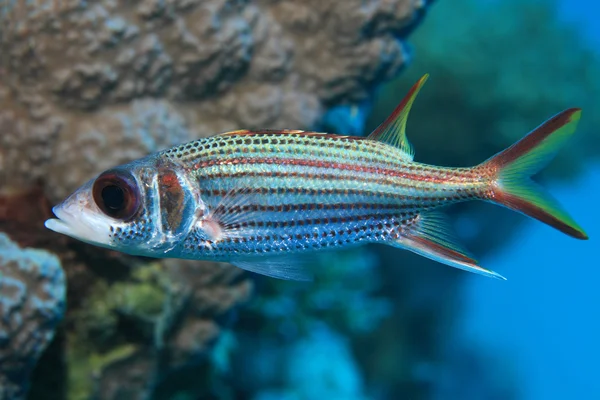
1;0;594;397
66;260;251;400
0;233;65;400
0;0;427;202
0;0;430;398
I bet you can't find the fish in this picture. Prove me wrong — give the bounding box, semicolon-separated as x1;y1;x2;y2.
44;74;588;281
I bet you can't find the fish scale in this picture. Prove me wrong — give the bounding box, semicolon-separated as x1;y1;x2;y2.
45;74;588;282
168;133;483;199
162;131;480;260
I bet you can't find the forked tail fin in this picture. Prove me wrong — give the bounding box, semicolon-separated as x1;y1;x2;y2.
480;108;588;240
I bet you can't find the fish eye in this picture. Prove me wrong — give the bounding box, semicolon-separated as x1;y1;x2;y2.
92;170;141;220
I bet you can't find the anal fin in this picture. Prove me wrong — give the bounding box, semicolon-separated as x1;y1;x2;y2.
394;212;506;280
231;255;314;282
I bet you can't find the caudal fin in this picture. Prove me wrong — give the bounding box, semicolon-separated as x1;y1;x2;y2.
479;108;588;240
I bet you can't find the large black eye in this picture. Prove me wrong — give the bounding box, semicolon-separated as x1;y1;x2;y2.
102;185;125;211
92;170;141;220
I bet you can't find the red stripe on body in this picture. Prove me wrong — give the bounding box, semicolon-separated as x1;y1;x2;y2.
194;157;472;184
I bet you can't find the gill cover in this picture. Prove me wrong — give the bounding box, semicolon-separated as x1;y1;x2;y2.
152;166;198;253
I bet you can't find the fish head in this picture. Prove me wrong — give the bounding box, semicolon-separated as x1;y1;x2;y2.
45;157;200;256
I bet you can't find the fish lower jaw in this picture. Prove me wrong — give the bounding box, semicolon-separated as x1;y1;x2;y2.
44;218;73;237
45;206;112;247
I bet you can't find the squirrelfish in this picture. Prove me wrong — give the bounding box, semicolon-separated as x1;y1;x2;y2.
44;75;588;281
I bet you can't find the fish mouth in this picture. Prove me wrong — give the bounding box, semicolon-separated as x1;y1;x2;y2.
45;206;112;247
45;207;76;236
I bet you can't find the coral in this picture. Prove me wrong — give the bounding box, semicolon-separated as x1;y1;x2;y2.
248;249;391;336
47;100;191;201
254;323;367;400
223;248;391;398
66;260;252;400
0;233;66;400
0;0;427;202
0;0;431;398
0;185;253;399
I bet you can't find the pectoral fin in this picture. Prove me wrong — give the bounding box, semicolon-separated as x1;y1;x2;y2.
199;187;262;242
393;212;506;280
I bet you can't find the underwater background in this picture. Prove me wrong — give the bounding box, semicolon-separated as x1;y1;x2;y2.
0;0;598;399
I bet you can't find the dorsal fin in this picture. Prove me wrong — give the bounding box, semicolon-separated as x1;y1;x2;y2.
367;74;429;160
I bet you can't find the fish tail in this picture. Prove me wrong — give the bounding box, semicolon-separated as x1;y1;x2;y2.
479;108;588;240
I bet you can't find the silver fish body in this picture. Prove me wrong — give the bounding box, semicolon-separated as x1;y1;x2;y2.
45;75;588;281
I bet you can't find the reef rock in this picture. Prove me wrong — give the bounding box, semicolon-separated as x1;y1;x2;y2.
0;0;429;398
61;260;251;400
0;0;426;201
0;233;66;400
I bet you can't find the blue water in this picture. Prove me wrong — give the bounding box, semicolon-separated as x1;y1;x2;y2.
460;164;600;399
456;1;600;397
558;0;600;46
